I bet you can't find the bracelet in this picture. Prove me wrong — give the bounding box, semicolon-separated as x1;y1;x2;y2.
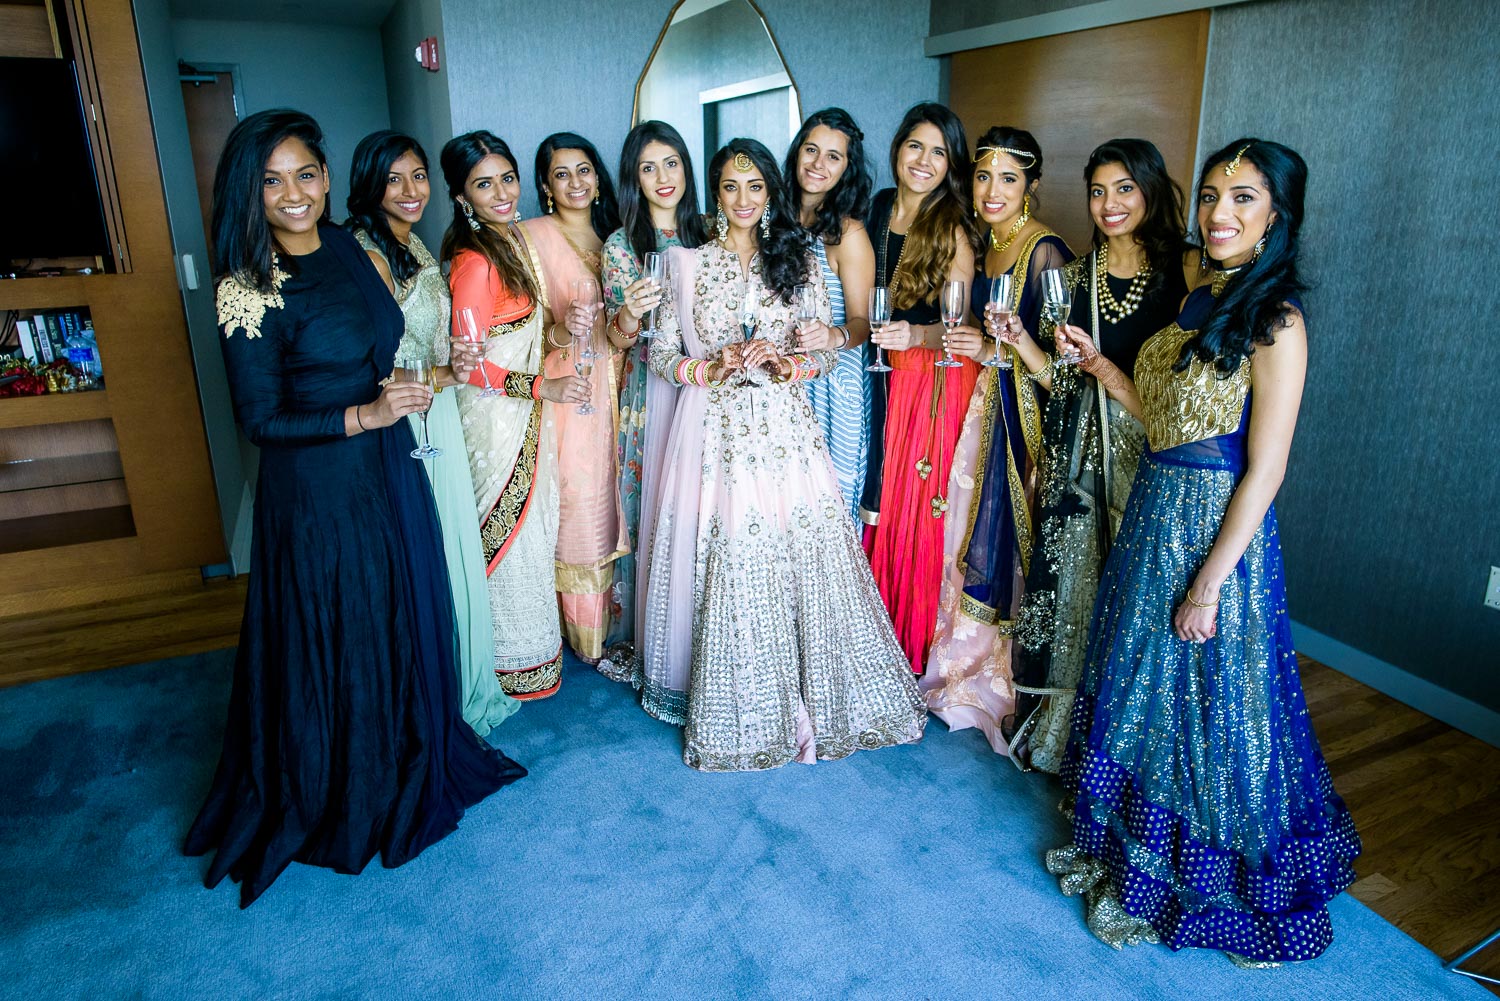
834;324;851;349
610;314;638;341
530;374;545;400
1026;359;1056;384
1184;588;1220;608
355;405;369;431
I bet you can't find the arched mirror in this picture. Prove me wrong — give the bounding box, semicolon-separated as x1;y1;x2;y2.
633;0;801;192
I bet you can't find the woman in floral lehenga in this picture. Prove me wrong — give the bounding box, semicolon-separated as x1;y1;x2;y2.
596;121;709;680
920;127;1071;754
637;139;925;770
440;130;589;700
524;131;627;663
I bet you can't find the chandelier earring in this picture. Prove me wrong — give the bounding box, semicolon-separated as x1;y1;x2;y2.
760;208;770;238
715;206;728;240
461;199;481;232
546;191;554;214
1020;193;1032;226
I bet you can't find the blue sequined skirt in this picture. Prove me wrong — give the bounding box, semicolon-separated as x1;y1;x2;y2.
1053;443;1360;963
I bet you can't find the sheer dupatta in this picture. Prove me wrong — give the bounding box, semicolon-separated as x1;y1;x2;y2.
632;245;703;723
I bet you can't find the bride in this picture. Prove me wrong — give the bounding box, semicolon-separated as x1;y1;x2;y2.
632;138;926;771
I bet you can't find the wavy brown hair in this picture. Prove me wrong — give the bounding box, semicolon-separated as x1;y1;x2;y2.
887;103;974;311
438;130;536;301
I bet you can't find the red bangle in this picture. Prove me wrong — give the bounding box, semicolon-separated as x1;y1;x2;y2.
610;313;638;340
530;374;544;400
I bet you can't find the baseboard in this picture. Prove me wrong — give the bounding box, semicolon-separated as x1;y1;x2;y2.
1293;620;1500;749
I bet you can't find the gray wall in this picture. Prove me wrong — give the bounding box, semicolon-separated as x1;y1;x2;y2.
380;0;454;251
443;0;939;218
1199;0;1500;711
170;19;392;217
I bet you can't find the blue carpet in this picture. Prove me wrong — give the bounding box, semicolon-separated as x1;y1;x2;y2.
0;649;1485;1000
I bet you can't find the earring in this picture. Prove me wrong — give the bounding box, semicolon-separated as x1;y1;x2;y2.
546;191;554;214
593;189;600;205
1251;234;1267;261
1019;194;1032;226
760;209;770;238
461;200;480;232
715;206;728;240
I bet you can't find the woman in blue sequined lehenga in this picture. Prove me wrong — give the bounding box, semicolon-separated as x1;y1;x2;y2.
1045;139;1359;966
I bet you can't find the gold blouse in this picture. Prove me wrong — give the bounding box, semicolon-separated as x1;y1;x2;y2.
1133;321;1251;452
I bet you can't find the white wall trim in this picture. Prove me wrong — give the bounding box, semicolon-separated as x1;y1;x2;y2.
699;70;791;104
1293;621;1500;749
924;0;1249;56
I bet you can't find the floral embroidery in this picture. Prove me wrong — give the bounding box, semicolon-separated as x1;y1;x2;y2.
216;263;289;340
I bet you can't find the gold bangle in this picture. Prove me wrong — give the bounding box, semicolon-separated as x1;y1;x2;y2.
1184;589;1219;608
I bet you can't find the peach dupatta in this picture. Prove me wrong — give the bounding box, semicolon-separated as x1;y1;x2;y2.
522;216;628;661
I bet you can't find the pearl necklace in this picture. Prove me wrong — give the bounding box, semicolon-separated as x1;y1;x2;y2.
1096;242;1152;324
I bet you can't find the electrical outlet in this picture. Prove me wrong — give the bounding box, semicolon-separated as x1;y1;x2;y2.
1487;566;1500;611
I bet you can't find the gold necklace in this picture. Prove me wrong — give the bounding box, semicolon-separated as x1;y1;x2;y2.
990;215;1025;255
1096;242;1152;324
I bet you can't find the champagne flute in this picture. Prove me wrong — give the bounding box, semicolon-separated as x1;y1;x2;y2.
1042;268;1079;367
458;306;500;398
403;356;442;459
641;251;666;339
936;279;965;368
796;284;819;347
985;274;1015;369
571;278;600;416
738;293;758;342
866;286;893;373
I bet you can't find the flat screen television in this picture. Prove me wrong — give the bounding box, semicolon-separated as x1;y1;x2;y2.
0;57;112;267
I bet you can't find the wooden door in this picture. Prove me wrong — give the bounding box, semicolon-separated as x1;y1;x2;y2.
948;11;1210;252
180;71;238;253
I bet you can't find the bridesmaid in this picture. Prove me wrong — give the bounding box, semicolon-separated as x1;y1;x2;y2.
863;102;979;674
1046;139;1360;964
920;127;1071;752
1006;138;1194;771
186;110;523;906
523;132;627;664
638;138;924;768
345;129;518;737
440;130;589;700
596;120;709;684
782;107;875;521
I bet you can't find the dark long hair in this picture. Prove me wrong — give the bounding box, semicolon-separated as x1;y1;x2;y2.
616;120;709;263
533;131;621;240
345;130;428;286
438;130;536;300
708;138;810;303
211;108;331;290
1084;138;1185;295
888;102;974;310
782;107;872;246
1182;137;1308;373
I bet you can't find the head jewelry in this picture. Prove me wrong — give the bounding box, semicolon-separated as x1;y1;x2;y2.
732;151;754;173
1224;143;1253;177
977;146;1037;170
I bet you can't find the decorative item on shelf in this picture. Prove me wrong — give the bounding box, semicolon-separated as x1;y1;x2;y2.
0;357;49;397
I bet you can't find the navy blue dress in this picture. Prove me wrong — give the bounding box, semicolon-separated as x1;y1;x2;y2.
186;225;524;906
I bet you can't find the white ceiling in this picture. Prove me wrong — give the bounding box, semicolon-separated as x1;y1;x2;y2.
168;0;398;27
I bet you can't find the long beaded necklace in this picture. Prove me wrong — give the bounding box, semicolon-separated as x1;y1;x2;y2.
1096;241;1152;325
880;197;951;519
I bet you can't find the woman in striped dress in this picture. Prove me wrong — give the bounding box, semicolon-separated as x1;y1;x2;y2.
782;109;875;521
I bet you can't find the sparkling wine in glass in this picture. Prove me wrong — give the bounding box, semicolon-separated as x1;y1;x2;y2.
936;279;965;368
403;357;442;459
641;252;666;339
1042;268;1079;367
796;284;818;344
985;274;1015;369
571;278;600;415
866;286;893;373
458;306;500;398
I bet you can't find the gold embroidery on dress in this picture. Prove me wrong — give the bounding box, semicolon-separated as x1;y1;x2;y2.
1134;323;1251;451
216;263;289;339
955;229;1053;595
480;399;543;567
497;647;562;697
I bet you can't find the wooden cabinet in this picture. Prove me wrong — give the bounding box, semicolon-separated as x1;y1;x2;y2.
0;0;223;637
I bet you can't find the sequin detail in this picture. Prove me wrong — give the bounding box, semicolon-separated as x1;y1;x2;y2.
1134;323;1251;452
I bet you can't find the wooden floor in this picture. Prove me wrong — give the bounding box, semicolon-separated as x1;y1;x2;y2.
1;583;1496;988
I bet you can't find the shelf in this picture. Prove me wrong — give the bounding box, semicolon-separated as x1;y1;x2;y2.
0;389;110;429
0;450;124;493
0;504;135;555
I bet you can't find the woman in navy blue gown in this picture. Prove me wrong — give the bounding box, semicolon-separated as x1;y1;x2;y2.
1045;139;1359;964
185;109;524;906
